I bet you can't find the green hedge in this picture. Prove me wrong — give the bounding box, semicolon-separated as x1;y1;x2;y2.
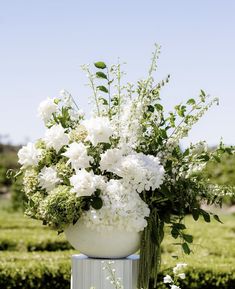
0;252;71;289
0;251;234;289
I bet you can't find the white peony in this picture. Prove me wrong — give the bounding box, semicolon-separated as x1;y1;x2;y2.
38;167;60;192
100;148;123;172
82;117;113;146
18;142;42;168
38;97;57;122
62;142;93;170
70;169;96;197
44;124;69;152
163;275;173;284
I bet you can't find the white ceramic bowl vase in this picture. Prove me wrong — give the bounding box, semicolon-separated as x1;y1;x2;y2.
64;220;141;258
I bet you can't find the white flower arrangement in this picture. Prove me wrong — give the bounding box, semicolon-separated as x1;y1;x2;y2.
15;45;235;289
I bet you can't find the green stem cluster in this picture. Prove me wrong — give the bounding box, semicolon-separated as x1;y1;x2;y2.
138;210;164;289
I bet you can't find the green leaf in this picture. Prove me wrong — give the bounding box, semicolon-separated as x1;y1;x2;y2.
96;72;108;79
94;62;107;69
171;227;179;239
159;129;167;139
183;148;190;156
174;223;186;230
182;242;191;254
91;197;103;210
213;214;223;224
147;105;154;112
198;154;210;161
200;209;211;223
182;234;193;243
200;89;206;97
192;208;200;221
97;86;109;93
98;97;108;105
155;103;163;111
187;98;196;105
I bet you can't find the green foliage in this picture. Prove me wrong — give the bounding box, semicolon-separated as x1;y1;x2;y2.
11;175;26;211
0;251;71;289
29;185;85;231
0;145;19;188
204;153;235;204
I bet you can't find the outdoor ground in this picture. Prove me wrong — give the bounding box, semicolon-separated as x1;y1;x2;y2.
0;197;235;289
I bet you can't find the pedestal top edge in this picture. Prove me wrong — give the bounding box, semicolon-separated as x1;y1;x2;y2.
72;254;140;261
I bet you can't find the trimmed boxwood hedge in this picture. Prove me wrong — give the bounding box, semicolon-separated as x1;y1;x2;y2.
0;251;235;289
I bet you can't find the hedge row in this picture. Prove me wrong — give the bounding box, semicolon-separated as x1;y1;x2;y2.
0;251;235;289
0;229;73;252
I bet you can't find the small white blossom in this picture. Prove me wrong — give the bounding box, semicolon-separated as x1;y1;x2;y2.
38;167;60;192
38;97;57;122
82;117;113;146
70;169;96;197
163;275;173;284
170;285;181;289
44;124;69;152
62;142;93;170
18;143;42;168
173;263;187;274
178;273;186;279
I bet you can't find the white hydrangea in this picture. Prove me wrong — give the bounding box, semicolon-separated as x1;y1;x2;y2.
82;117;113;146
38;166;60;192
44;124;69;152
38;97;57;122
62;142;93;170
81;179;150;232
105;152;165;193
18;142;42;168
70;169;97;197
100;148;123;172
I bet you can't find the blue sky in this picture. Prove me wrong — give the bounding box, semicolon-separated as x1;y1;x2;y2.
1;0;235;147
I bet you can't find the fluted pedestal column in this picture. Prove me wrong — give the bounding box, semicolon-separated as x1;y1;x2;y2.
71;254;139;289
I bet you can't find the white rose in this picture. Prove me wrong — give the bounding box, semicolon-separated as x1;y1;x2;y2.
70;169;96;197
38;97;57;122
82;117;113;146
62;142;93;170
18;143;41;168
38;167;60;192
44;124;69;152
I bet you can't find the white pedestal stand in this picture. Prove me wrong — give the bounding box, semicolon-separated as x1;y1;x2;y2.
71;254;139;289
